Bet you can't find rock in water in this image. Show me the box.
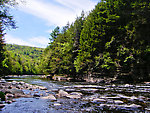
[41,94,57,102]
[92,98,107,104]
[66,94,81,99]
[58,90,69,98]
[8,89,24,95]
[0,104,5,108]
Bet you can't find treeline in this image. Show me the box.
[40,0,150,82]
[0,44,44,75]
[0,0,150,82]
[4,44,44,75]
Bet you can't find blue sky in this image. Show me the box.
[5,0,100,48]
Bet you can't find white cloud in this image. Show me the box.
[8,0,99,48]
[16,0,98,27]
[55,0,96,12]
[5,34,48,48]
[5,34,35,47]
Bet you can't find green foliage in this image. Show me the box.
[41,0,150,81]
[0,0,18,76]
[0,91,5,101]
[5,44,44,75]
[40,12,85,79]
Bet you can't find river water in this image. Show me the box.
[1,76,150,113]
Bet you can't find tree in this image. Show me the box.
[0,0,18,76]
[50,26,60,43]
[74,0,150,81]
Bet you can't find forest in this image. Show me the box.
[0,0,150,83]
[5,44,44,75]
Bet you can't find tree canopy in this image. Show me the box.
[40,0,150,82]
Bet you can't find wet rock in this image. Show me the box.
[65,89,77,92]
[8,89,24,95]
[53,103,61,106]
[80,89,99,94]
[19,81,25,85]
[38,86,47,90]
[0,104,5,108]
[114,100,124,104]
[22,95,33,98]
[8,86,12,89]
[16,85,22,89]
[106,96,121,100]
[70,92,83,97]
[14,94,24,98]
[58,90,69,98]
[51,89,59,92]
[117,94,130,99]
[6,100,12,104]
[12,99,16,102]
[6,93,14,98]
[124,104,142,110]
[145,108,150,112]
[66,94,81,99]
[33,93,41,97]
[0,79,6,83]
[128,96,138,102]
[12,81,17,85]
[29,87,33,90]
[41,94,57,101]
[92,98,107,104]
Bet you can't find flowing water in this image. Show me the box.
[0,76,150,113]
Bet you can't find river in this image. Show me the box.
[0,76,150,113]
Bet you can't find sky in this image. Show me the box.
[5,0,100,48]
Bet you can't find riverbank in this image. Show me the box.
[1,76,150,112]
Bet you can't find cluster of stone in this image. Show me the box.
[0,79,47,108]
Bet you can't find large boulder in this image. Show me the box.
[0,104,5,108]
[41,94,57,102]
[58,90,69,98]
[8,89,24,95]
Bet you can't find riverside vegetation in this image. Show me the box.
[0,0,150,112]
[0,0,150,82]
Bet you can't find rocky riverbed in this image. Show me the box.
[0,77,150,112]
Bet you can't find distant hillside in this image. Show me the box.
[6,44,44,60]
[5,44,44,75]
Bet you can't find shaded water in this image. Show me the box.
[1,76,150,113]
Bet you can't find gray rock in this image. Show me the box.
[70,92,83,96]
[66,94,81,99]
[39,86,47,90]
[41,94,57,101]
[6,100,12,104]
[58,90,69,98]
[6,93,14,98]
[106,96,121,100]
[114,100,124,104]
[0,79,6,83]
[8,89,24,95]
[53,103,61,106]
[65,89,76,92]
[117,94,130,99]
[51,89,59,92]
[33,93,41,97]
[0,104,5,108]
[128,96,138,102]
[92,98,107,104]
[80,89,99,93]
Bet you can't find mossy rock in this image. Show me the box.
[0,91,5,101]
